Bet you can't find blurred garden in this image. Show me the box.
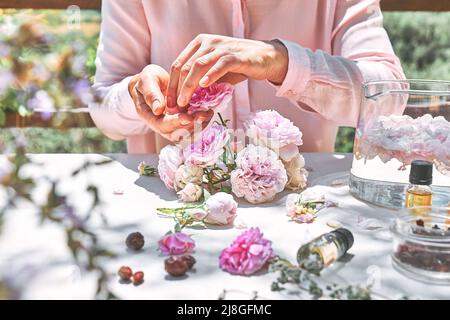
[0,9,449,154]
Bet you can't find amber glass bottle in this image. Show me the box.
[405,160,433,209]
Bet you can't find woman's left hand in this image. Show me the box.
[166,34,289,108]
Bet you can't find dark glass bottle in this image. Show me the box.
[297,228,354,274]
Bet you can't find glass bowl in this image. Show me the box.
[390,207,450,284]
[350,80,450,209]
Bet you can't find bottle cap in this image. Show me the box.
[409,160,433,185]
[332,228,354,251]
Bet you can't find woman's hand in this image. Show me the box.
[129,64,213,142]
[166,34,289,108]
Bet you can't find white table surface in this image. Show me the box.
[0,153,449,300]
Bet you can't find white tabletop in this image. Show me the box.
[0,153,449,300]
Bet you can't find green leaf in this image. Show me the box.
[17,105,32,117]
[203,188,211,201]
[0,109,5,126]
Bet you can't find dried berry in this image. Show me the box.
[118,266,133,281]
[164,256,190,277]
[132,271,145,285]
[416,219,425,227]
[126,232,145,251]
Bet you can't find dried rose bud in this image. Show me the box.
[164,256,190,277]
[132,271,145,285]
[126,232,145,251]
[118,266,133,281]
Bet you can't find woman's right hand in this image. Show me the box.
[128,64,213,142]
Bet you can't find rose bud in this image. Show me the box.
[132,271,145,285]
[164,256,190,277]
[118,266,133,281]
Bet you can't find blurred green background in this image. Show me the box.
[0,10,449,153]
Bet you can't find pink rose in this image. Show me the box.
[158,232,195,256]
[230,145,288,204]
[219,227,274,275]
[183,122,230,168]
[204,192,238,225]
[187,83,234,115]
[245,110,303,161]
[158,145,184,190]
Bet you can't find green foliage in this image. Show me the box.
[335,12,450,153]
[384,12,450,80]
[0,128,126,153]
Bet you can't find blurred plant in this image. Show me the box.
[0,136,117,299]
[0,17,100,126]
[269,257,372,300]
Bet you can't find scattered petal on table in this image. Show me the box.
[233,216,248,229]
[326,219,343,229]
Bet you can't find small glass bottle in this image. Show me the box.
[405,160,433,209]
[297,228,354,274]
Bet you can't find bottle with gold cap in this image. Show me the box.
[405,160,433,208]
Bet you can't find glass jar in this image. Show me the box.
[350,80,450,209]
[390,207,450,284]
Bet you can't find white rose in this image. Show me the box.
[174,164,203,191]
[177,183,203,202]
[283,153,308,191]
[204,192,237,225]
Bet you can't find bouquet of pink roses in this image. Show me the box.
[154,84,308,205]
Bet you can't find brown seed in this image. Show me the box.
[126,232,145,251]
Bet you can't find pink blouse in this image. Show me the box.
[90,0,405,154]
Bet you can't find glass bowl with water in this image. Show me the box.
[350,80,450,209]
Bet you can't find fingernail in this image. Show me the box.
[152,100,161,111]
[200,76,209,87]
[178,96,187,107]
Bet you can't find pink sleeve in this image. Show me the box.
[89,0,151,140]
[275,0,405,127]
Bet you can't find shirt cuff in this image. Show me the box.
[273,39,311,99]
[117,75,140,120]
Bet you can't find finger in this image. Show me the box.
[136,76,166,116]
[158,113,194,134]
[217,73,247,85]
[167,128,194,144]
[199,55,239,87]
[132,89,157,127]
[193,110,214,124]
[178,50,224,107]
[167,37,203,108]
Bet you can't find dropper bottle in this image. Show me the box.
[405,160,433,208]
